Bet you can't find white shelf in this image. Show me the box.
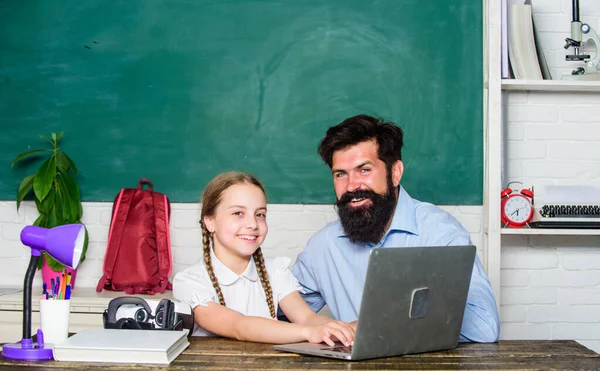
[501,228,600,236]
[501,79,600,92]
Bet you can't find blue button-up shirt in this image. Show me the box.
[293,187,500,342]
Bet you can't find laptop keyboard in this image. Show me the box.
[321,345,353,353]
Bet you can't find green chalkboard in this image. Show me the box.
[0,0,483,204]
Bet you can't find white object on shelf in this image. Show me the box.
[507,4,543,80]
[501,79,600,91]
[501,228,600,236]
[541,185,600,204]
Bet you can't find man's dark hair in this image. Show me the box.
[317,114,404,169]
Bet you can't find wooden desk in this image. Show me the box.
[1,338,599,370]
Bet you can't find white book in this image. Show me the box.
[52,329,190,364]
[501,0,510,78]
[508,4,543,80]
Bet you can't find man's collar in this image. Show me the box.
[387,186,418,235]
[334,186,419,238]
[210,249,259,285]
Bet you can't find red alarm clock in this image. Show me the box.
[501,182,534,228]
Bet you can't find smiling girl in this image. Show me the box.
[173,171,355,346]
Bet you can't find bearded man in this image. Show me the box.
[292,115,500,343]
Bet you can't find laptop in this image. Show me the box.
[274,245,476,361]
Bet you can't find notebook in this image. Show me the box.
[274,245,476,361]
[52,329,190,364]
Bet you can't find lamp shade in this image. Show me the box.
[20,224,85,268]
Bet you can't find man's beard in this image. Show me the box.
[335,176,398,244]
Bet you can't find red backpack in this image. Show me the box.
[97,178,173,294]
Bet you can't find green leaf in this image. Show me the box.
[45,253,65,272]
[66,192,81,223]
[56,152,71,173]
[37,253,45,270]
[33,155,56,201]
[11,149,50,168]
[47,205,59,229]
[60,169,80,201]
[40,135,53,145]
[34,197,44,217]
[36,187,55,215]
[16,173,36,210]
[55,181,76,223]
[32,215,45,227]
[51,133,57,142]
[56,131,64,141]
[53,187,67,224]
[60,152,78,175]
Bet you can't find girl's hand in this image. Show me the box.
[302,321,356,347]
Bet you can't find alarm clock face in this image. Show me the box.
[503,194,533,224]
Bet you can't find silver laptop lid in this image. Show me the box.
[350,245,476,360]
[273,245,476,361]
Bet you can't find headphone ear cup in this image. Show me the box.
[521,188,534,198]
[501,188,513,198]
[114,318,128,329]
[134,307,149,323]
[166,301,175,329]
[115,318,141,330]
[155,299,169,328]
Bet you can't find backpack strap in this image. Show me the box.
[153,192,172,292]
[96,189,134,292]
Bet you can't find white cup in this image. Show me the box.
[39,299,71,345]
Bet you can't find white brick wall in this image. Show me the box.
[0,202,484,289]
[500,0,600,353]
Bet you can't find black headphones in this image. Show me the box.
[103,296,193,333]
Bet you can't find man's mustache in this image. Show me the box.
[336,190,379,207]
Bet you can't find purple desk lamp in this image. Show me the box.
[2,224,85,360]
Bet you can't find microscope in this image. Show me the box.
[562,0,600,80]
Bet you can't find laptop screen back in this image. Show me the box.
[350,245,476,360]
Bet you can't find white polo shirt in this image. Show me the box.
[173,250,300,336]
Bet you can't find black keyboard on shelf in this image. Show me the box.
[531,204,600,229]
[539,204,600,218]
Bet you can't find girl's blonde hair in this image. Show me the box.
[199,171,275,318]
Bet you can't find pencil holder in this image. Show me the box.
[39,299,71,345]
[41,265,77,290]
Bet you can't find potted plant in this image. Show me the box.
[11,132,88,289]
